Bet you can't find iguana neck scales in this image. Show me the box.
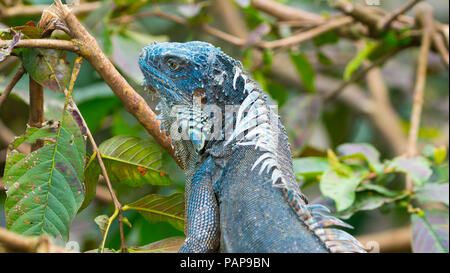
[139,41,366,253]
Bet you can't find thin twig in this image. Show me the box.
[0,227,70,253]
[0,65,25,109]
[52,0,180,168]
[431,29,449,69]
[0,2,101,19]
[323,46,404,102]
[0,39,79,52]
[65,56,127,252]
[378,0,423,31]
[366,67,407,155]
[356,226,411,253]
[0,120,31,154]
[259,16,353,49]
[251,0,324,23]
[406,5,433,192]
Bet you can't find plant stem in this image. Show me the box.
[406,4,433,192]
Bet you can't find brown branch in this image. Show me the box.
[51,0,180,168]
[406,4,433,192]
[324,46,404,102]
[259,16,353,49]
[0,2,101,19]
[111,10,186,25]
[431,27,449,69]
[378,0,423,31]
[356,226,411,253]
[29,77,44,151]
[0,65,25,109]
[0,119,31,154]
[0,177,5,192]
[63,55,126,252]
[250,0,324,23]
[114,8,349,50]
[71,98,127,252]
[0,39,79,52]
[366,67,407,155]
[213,0,249,39]
[0,227,70,253]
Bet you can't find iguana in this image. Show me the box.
[139,41,366,253]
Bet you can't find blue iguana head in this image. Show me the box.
[139,41,249,107]
[139,41,254,153]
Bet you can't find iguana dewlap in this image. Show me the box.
[139,41,366,253]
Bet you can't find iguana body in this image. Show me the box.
[139,41,366,253]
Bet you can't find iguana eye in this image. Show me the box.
[167,58,179,71]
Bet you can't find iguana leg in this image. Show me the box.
[179,160,220,253]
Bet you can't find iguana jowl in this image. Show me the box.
[139,41,366,253]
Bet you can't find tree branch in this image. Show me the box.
[64,56,127,252]
[258,16,353,49]
[28,76,44,151]
[0,227,70,253]
[52,0,181,168]
[366,67,407,155]
[406,4,433,192]
[0,39,79,52]
[323,46,405,102]
[356,226,411,253]
[0,1,101,19]
[378,0,423,31]
[0,65,25,109]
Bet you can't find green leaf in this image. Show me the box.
[338,191,406,219]
[20,48,75,92]
[358,183,402,198]
[423,144,447,165]
[94,214,110,236]
[98,136,173,188]
[327,149,352,177]
[79,152,100,212]
[127,236,185,253]
[291,52,316,93]
[337,143,383,173]
[411,210,449,253]
[293,157,329,182]
[434,146,447,165]
[262,49,273,66]
[4,110,86,240]
[313,31,339,47]
[433,164,449,184]
[320,166,368,211]
[416,183,449,206]
[317,51,333,66]
[343,40,377,81]
[389,156,432,187]
[124,193,185,232]
[265,81,287,107]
